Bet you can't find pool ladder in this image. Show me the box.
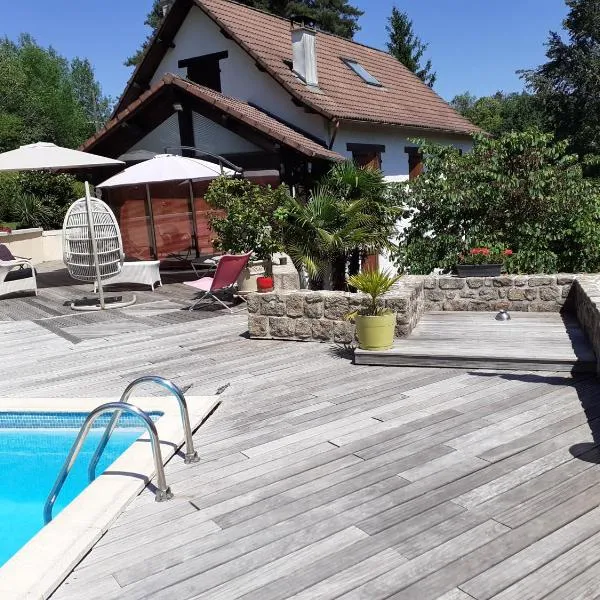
[43,376,202,524]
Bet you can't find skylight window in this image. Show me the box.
[342,59,383,87]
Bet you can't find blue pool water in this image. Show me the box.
[0,412,160,566]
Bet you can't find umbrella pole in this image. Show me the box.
[84,181,105,309]
[188,180,198,256]
[146,184,158,259]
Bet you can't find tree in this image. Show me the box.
[276,161,401,290]
[396,131,600,275]
[450,91,547,136]
[0,35,111,152]
[127,0,363,66]
[386,6,436,87]
[522,0,600,157]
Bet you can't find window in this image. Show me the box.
[178,51,228,92]
[342,59,383,87]
[405,146,423,180]
[347,143,385,170]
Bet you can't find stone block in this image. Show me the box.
[468,300,492,311]
[295,318,312,339]
[268,317,296,338]
[557,274,575,285]
[385,297,408,312]
[478,289,499,301]
[498,289,508,299]
[459,289,478,299]
[304,293,324,318]
[348,294,369,310]
[513,276,528,287]
[529,301,559,312]
[508,288,537,301]
[539,286,560,302]
[282,293,304,318]
[506,301,528,312]
[334,321,354,344]
[260,294,285,316]
[312,319,334,341]
[443,300,470,311]
[423,277,436,289]
[438,278,465,290]
[466,278,484,289]
[528,276,554,286]
[248,315,269,338]
[395,323,412,337]
[324,296,349,320]
[246,293,260,314]
[562,286,571,298]
[425,290,445,302]
[444,291,458,300]
[492,276,513,287]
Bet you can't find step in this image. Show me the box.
[354,347,596,372]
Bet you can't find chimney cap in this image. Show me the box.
[290,15,319,30]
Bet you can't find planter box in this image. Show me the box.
[456,264,502,277]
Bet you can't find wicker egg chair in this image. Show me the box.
[63,192,136,310]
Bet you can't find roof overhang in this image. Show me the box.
[83,75,344,163]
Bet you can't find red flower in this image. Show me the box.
[481,248,490,256]
[504,249,513,256]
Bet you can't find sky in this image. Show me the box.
[2,0,569,104]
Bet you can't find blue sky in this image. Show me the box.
[3,0,569,103]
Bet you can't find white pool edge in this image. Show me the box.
[0,395,221,600]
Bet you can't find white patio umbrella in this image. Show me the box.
[97,154,236,262]
[97,154,235,188]
[0,142,126,310]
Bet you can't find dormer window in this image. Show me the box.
[342,59,382,87]
[178,51,228,92]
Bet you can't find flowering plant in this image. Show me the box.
[457,247,513,265]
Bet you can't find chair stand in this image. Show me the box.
[189,291,234,313]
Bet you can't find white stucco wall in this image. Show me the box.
[151,6,329,141]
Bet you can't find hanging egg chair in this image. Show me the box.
[63,187,136,310]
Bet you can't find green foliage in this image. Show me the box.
[396,131,600,275]
[386,7,436,87]
[204,177,288,260]
[275,161,402,290]
[347,269,401,316]
[522,0,600,158]
[450,91,547,136]
[0,171,83,229]
[127,0,363,66]
[0,35,110,152]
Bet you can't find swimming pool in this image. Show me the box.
[0,412,157,566]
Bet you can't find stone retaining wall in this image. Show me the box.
[423,274,574,312]
[247,277,425,343]
[247,274,583,343]
[573,276,600,373]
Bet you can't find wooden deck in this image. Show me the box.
[355,312,596,372]
[1,267,600,599]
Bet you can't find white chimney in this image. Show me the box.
[292,26,318,87]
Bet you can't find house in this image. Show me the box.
[82,0,478,262]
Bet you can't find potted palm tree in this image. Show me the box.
[347,269,401,351]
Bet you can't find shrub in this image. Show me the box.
[204,177,288,261]
[395,131,600,274]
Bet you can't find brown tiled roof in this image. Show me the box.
[82,74,345,162]
[115,0,478,136]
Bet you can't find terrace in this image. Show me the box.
[1,263,600,599]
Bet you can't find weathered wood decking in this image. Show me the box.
[355,312,596,372]
[1,265,600,599]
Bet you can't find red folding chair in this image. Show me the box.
[184,252,252,312]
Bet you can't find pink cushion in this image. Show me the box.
[184,277,213,292]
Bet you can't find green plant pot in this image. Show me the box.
[355,312,396,351]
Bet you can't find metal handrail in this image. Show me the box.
[44,402,173,524]
[88,376,199,483]
[163,145,243,174]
